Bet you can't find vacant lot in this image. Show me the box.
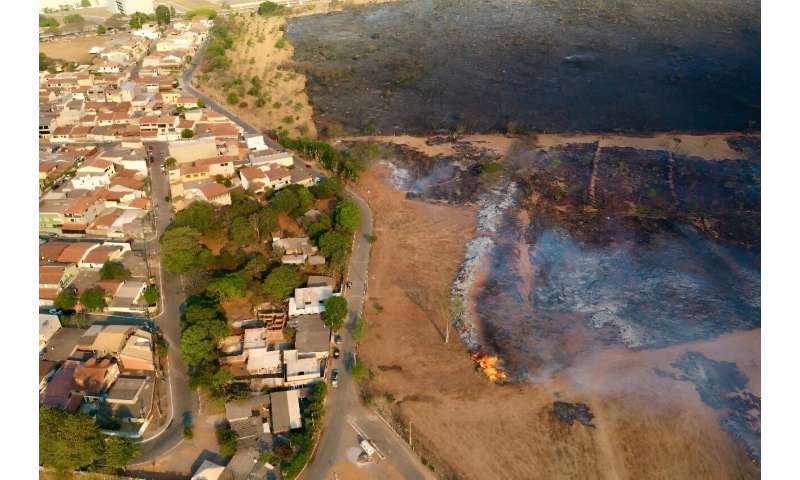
[193,14,317,137]
[40,34,110,63]
[353,138,759,479]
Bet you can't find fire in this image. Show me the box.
[471,352,507,382]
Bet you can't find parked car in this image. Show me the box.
[346,280,353,289]
[47,308,63,315]
[334,334,342,345]
[331,368,339,388]
[333,347,340,359]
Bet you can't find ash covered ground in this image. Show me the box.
[379,136,760,372]
[287,0,759,133]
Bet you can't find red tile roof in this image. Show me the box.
[199,183,229,200]
[57,243,96,263]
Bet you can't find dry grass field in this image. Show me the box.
[192,14,317,137]
[40,34,115,64]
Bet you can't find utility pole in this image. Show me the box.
[408,419,412,448]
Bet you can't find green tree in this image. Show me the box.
[241,254,271,281]
[155,4,171,25]
[229,216,255,246]
[79,287,106,312]
[165,156,177,169]
[173,201,218,235]
[63,14,84,25]
[54,289,77,310]
[39,15,59,28]
[161,226,213,273]
[262,265,302,300]
[334,200,361,231]
[129,12,150,29]
[226,92,239,105]
[81,0,91,6]
[96,24,106,34]
[99,261,131,280]
[103,436,139,469]
[257,207,279,236]
[318,230,350,260]
[197,99,206,108]
[322,296,347,331]
[270,188,299,213]
[216,425,238,457]
[181,128,194,138]
[290,185,315,216]
[181,324,219,366]
[311,176,343,198]
[207,272,247,300]
[257,1,282,16]
[143,285,160,305]
[170,5,176,17]
[39,407,104,472]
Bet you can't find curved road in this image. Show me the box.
[133,33,433,479]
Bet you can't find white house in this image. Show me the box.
[288,286,334,317]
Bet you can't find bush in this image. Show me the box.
[216,425,238,458]
[275,37,286,49]
[258,1,284,16]
[183,425,194,439]
[181,128,194,139]
[352,315,366,343]
[227,92,239,105]
[479,161,503,176]
[349,360,371,383]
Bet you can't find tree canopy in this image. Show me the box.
[142,285,160,305]
[54,289,77,311]
[270,188,299,213]
[318,230,350,261]
[173,201,218,235]
[311,176,343,198]
[99,261,131,281]
[39,15,59,28]
[181,128,194,138]
[207,272,247,300]
[334,200,361,231]
[155,4,171,25]
[241,254,271,281]
[96,24,106,34]
[257,1,283,16]
[262,265,303,300]
[229,216,255,246]
[39,407,139,472]
[322,296,347,331]
[180,297,228,366]
[79,287,106,312]
[162,226,213,273]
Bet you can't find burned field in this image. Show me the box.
[379,136,760,378]
[656,352,761,463]
[287,0,760,134]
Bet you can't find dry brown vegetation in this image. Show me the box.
[353,142,760,480]
[40,34,113,64]
[193,14,317,137]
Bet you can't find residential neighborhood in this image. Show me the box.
[37,3,379,479]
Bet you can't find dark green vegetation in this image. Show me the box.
[202,16,242,73]
[277,135,383,181]
[278,382,327,480]
[99,261,131,281]
[128,12,154,30]
[155,4,171,25]
[79,287,107,312]
[322,296,347,331]
[39,407,139,473]
[258,1,286,17]
[161,181,359,399]
[39,15,59,28]
[185,9,218,20]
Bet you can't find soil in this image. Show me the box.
[194,14,317,137]
[40,33,115,64]
[287,0,760,134]
[355,163,760,479]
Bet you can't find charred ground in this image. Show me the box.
[287,0,760,134]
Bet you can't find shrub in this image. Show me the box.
[227,92,239,105]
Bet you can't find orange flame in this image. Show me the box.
[471,352,507,382]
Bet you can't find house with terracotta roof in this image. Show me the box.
[191,183,232,206]
[118,329,155,372]
[239,166,268,193]
[78,244,128,269]
[57,242,100,264]
[61,196,105,234]
[41,358,120,412]
[39,242,70,262]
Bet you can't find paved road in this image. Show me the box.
[132,141,197,464]
[299,189,435,480]
[139,36,433,479]
[181,39,258,136]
